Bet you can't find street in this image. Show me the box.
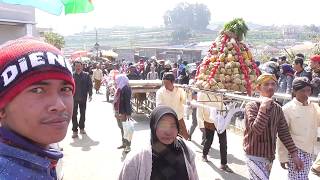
[59,87,318,180]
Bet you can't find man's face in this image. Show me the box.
[163,79,173,90]
[293,63,300,71]
[75,63,83,72]
[257,79,277,98]
[0,79,74,147]
[294,86,312,103]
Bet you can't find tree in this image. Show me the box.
[163,2,211,30]
[171,27,192,44]
[192,3,211,30]
[44,32,65,50]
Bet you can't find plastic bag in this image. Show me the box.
[122,119,134,141]
[209,103,243,134]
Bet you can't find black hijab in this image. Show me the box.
[149,106,189,180]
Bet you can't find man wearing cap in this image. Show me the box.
[277,77,320,179]
[156,72,189,139]
[309,55,320,97]
[0,38,75,179]
[243,73,303,180]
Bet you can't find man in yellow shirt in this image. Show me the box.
[156,72,188,139]
[277,77,320,179]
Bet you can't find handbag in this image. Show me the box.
[122,118,134,141]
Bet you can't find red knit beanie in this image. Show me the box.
[310,55,320,62]
[0,37,75,109]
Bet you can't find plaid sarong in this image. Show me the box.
[288,148,313,180]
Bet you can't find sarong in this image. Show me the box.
[246,156,272,180]
[94,79,102,91]
[288,148,312,180]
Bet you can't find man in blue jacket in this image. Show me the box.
[0,38,75,179]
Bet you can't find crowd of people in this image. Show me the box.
[0,37,320,180]
[116,54,320,180]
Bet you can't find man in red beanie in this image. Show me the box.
[310,55,320,96]
[0,38,74,179]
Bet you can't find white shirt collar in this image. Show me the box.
[293,98,310,106]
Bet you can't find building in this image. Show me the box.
[114,48,135,62]
[0,3,36,44]
[136,47,202,63]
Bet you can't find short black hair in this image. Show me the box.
[162,72,175,82]
[294,57,304,67]
[279,56,287,61]
[296,53,305,59]
[74,60,82,65]
[269,57,278,62]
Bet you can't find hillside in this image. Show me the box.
[64,24,319,59]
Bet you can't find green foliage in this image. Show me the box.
[223,18,249,41]
[313,43,320,55]
[44,32,65,50]
[164,2,211,30]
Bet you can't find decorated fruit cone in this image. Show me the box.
[195,18,260,95]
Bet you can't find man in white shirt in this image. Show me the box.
[277,77,320,179]
[93,64,104,94]
[156,72,188,139]
[197,92,233,172]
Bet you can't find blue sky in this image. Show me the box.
[36,0,320,35]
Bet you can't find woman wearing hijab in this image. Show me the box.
[114,74,132,153]
[119,106,198,180]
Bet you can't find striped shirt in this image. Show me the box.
[243,101,297,160]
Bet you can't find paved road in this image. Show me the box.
[59,87,319,180]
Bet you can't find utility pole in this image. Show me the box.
[94,28,100,61]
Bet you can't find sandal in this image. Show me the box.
[220,164,234,173]
[202,155,209,162]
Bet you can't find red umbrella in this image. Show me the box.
[71,50,87,60]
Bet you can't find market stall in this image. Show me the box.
[129,80,162,113]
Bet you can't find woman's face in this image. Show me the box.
[155,114,178,145]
